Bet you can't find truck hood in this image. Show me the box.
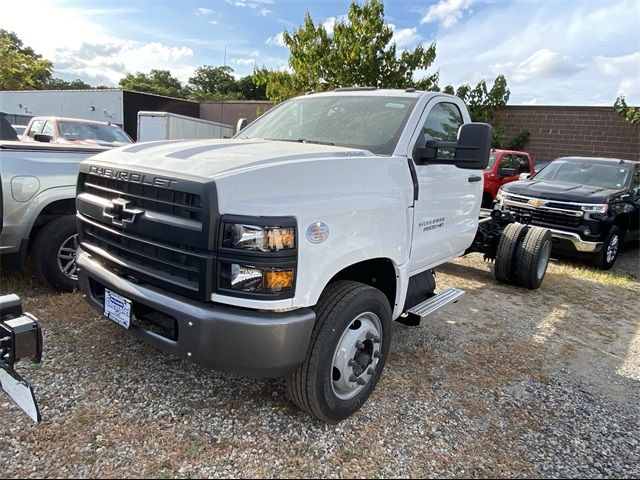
[87,138,376,180]
[502,179,620,203]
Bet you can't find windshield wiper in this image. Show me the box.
[263,138,336,146]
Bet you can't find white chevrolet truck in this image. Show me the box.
[75,89,552,422]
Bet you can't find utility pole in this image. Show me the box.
[221,44,226,126]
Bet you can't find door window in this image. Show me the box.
[26,120,45,138]
[499,155,514,169]
[421,102,464,159]
[42,121,55,137]
[514,155,530,173]
[632,166,640,194]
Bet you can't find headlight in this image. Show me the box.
[496,189,506,202]
[220,263,295,293]
[581,204,608,214]
[222,223,295,252]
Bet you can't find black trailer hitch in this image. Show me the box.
[0,294,43,422]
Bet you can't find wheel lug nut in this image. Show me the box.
[349,374,358,383]
[373,336,381,344]
[348,359,357,367]
[366,332,374,340]
[367,368,375,375]
[355,341,364,349]
[356,377,366,386]
[374,351,382,359]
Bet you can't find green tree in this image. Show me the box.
[47,78,94,90]
[0,29,53,90]
[187,65,240,99]
[252,69,302,103]
[258,0,436,101]
[237,75,267,100]
[119,69,187,98]
[614,95,640,125]
[452,75,510,123]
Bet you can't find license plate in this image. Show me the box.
[104,289,132,329]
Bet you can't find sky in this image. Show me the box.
[2,0,639,105]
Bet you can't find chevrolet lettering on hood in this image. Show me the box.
[88,165,178,189]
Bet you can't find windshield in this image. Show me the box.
[486,153,498,170]
[238,95,418,155]
[59,121,133,144]
[533,159,632,189]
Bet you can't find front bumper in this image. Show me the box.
[547,229,603,253]
[77,249,316,378]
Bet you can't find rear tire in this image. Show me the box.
[31,215,79,291]
[495,223,528,284]
[514,226,552,289]
[592,226,622,270]
[287,280,392,423]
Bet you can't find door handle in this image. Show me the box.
[468,175,482,183]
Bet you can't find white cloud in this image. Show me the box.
[1,1,197,86]
[389,25,422,49]
[429,0,640,104]
[421,0,475,28]
[266,32,286,47]
[509,49,583,83]
[595,52,640,77]
[233,50,260,66]
[322,15,349,35]
[223,0,274,13]
[195,7,213,17]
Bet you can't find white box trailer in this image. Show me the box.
[137,111,235,142]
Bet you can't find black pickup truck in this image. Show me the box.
[496,156,640,269]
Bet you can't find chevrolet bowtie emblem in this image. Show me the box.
[528,198,546,207]
[103,198,143,227]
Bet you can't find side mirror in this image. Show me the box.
[33,133,52,143]
[498,167,516,177]
[519,173,531,181]
[414,123,492,170]
[236,118,248,134]
[454,123,492,169]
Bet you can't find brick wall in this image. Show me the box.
[493,106,639,164]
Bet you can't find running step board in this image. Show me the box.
[398,288,465,326]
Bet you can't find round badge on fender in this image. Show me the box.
[307,222,329,244]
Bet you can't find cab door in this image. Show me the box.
[407,98,483,274]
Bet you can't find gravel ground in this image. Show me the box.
[1,245,639,478]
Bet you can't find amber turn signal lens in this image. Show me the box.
[263,269,294,291]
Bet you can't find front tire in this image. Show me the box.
[31,215,79,291]
[593,226,622,270]
[287,280,392,423]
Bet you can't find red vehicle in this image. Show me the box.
[23,116,133,148]
[482,149,535,207]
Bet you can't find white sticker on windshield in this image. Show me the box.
[385,103,406,109]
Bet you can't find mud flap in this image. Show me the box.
[0,365,41,422]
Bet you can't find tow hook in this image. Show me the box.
[0,294,44,422]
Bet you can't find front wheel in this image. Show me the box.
[287,280,392,423]
[31,215,79,291]
[593,226,622,270]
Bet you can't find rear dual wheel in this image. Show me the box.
[495,224,552,290]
